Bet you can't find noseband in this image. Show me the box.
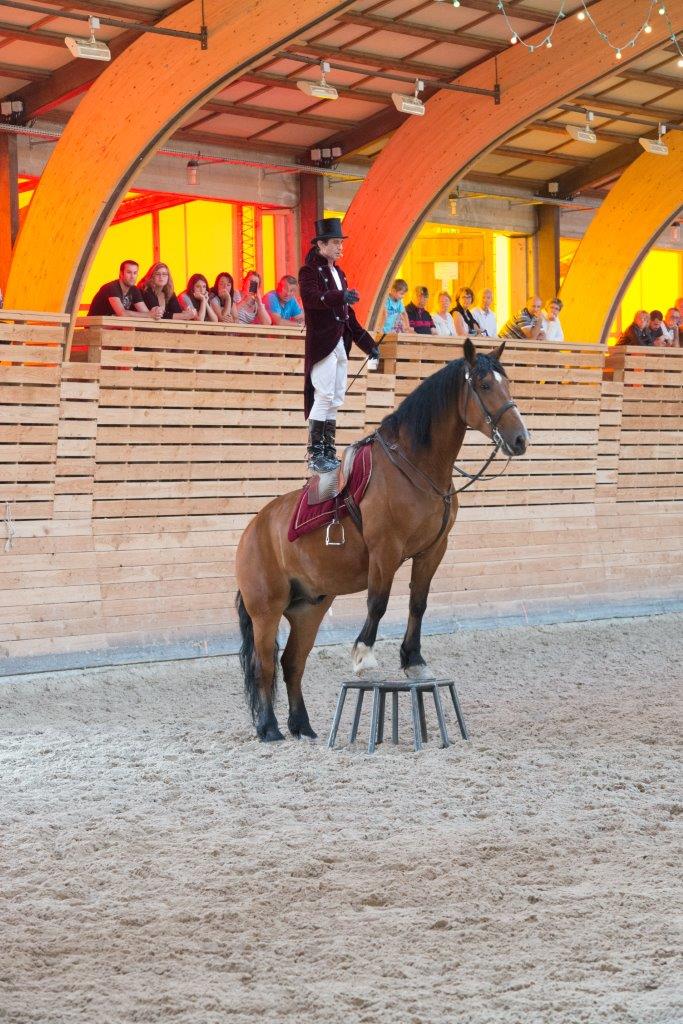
[462,365,518,454]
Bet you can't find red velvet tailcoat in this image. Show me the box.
[298,252,375,419]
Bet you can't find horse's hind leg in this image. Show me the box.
[282,597,333,739]
[400,539,448,680]
[248,610,287,741]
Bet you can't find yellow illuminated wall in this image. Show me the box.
[81,215,155,310]
[561,238,682,342]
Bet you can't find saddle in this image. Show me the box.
[287,438,373,544]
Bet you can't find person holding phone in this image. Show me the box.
[234,270,272,326]
[498,295,546,340]
[298,217,379,474]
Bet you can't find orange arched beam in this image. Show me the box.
[341,0,680,326]
[5,0,351,313]
[561,132,683,343]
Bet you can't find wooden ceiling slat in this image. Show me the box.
[286,41,456,79]
[618,68,683,90]
[0,20,69,48]
[494,145,592,166]
[338,12,506,52]
[0,61,51,82]
[202,98,352,130]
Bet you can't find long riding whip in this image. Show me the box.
[345,333,386,396]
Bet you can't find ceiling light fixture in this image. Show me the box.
[565,110,597,144]
[64,16,111,61]
[186,155,200,185]
[639,124,668,155]
[392,79,425,116]
[297,61,338,101]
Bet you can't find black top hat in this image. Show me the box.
[312,217,347,243]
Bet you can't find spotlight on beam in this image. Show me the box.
[392,79,425,116]
[297,61,338,101]
[565,110,596,144]
[65,16,111,61]
[639,124,668,156]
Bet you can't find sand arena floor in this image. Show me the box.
[0,613,681,1024]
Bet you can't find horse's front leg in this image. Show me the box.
[401,538,449,679]
[352,548,401,674]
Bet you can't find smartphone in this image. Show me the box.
[249,279,258,295]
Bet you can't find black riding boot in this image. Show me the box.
[323,419,340,468]
[307,420,337,474]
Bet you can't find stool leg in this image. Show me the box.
[391,691,399,745]
[431,684,450,749]
[349,689,364,743]
[417,690,428,741]
[377,690,386,745]
[448,683,469,740]
[410,686,423,752]
[367,686,381,754]
[327,686,348,749]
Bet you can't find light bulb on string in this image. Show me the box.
[658,5,666,14]
[615,49,622,59]
[577,10,586,20]
[678,57,683,68]
[644,23,652,33]
[511,33,518,43]
[546,38,552,48]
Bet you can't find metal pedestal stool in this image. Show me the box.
[327,678,469,753]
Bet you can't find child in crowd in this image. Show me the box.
[382,279,411,334]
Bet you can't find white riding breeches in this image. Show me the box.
[309,339,348,421]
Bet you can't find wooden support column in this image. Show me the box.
[299,172,324,265]
[537,204,560,302]
[0,132,19,291]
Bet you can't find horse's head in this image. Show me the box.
[461,338,529,456]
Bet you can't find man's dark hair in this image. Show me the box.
[119,259,139,274]
[650,309,663,321]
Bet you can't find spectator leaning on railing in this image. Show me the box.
[138,262,196,321]
[471,288,497,338]
[431,292,457,337]
[498,295,545,340]
[179,274,219,323]
[617,310,652,346]
[405,286,436,335]
[235,271,272,326]
[209,272,239,323]
[542,297,564,342]
[264,275,304,325]
[88,260,161,320]
[663,308,680,347]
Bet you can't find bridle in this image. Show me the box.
[461,364,518,455]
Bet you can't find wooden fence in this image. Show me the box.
[1,317,681,674]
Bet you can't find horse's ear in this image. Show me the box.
[488,339,506,363]
[463,337,477,367]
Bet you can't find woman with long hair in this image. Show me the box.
[209,271,239,323]
[234,270,271,326]
[178,273,219,323]
[138,262,195,321]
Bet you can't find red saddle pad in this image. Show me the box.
[287,443,373,541]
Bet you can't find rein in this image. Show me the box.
[372,366,518,552]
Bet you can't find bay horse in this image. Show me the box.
[235,338,529,741]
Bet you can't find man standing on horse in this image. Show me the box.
[299,218,380,474]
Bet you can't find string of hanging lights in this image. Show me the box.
[495,0,683,65]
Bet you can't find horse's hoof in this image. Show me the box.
[288,717,318,740]
[352,642,378,675]
[258,725,285,742]
[403,663,432,680]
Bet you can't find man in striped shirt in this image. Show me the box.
[498,295,546,340]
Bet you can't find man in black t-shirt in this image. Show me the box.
[405,286,436,335]
[88,260,161,319]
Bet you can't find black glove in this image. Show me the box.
[370,346,380,360]
[343,288,360,305]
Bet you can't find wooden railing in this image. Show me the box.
[1,316,681,672]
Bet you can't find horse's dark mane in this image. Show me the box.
[381,353,506,449]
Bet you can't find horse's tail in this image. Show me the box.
[235,589,278,724]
